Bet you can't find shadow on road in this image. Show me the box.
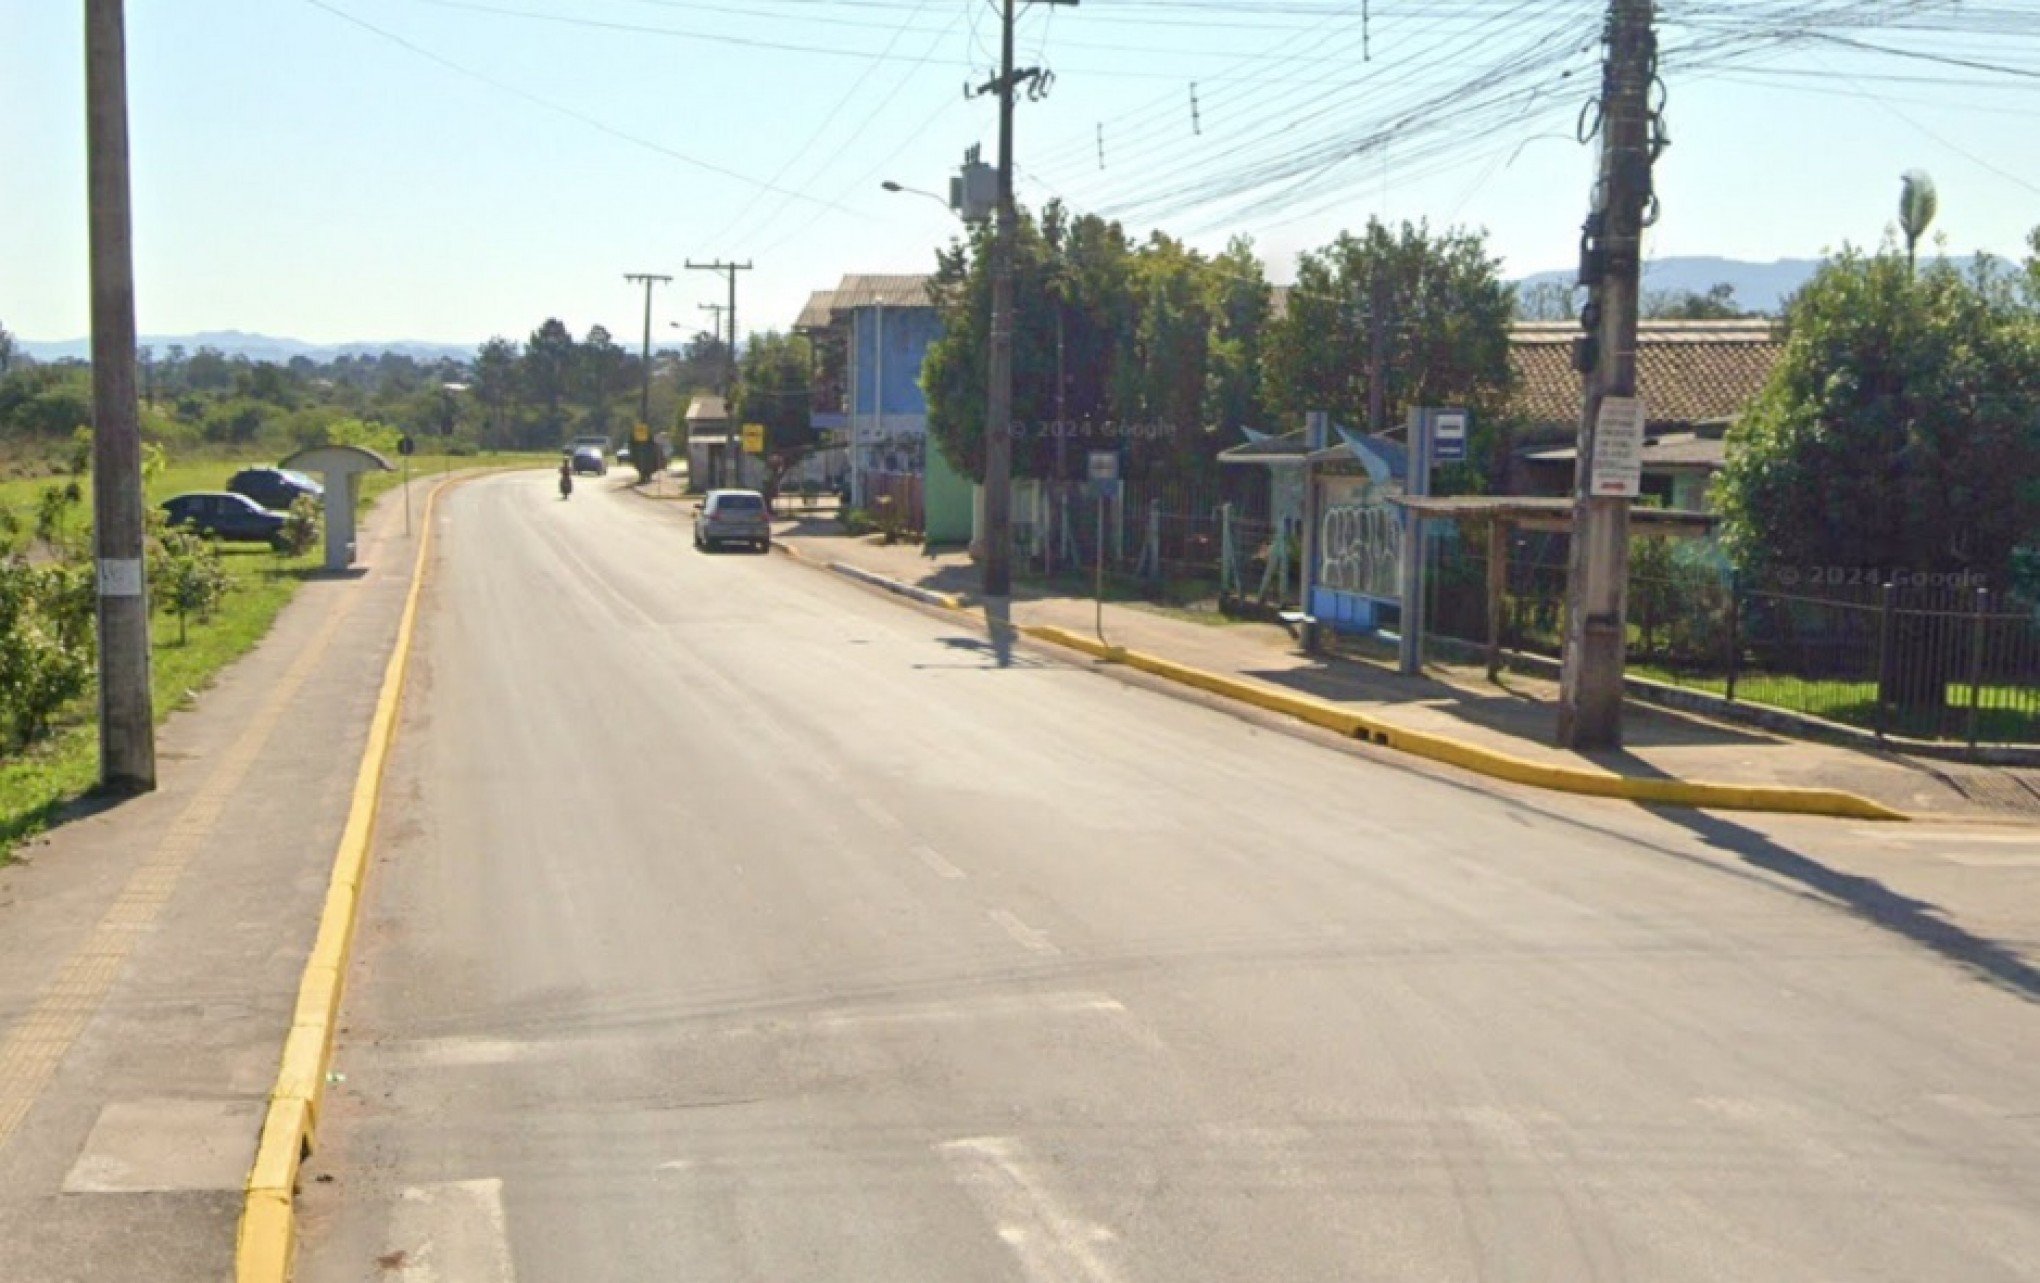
[1655,807,2040,1003]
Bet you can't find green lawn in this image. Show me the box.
[1630,663,2040,743]
[0,451,546,859]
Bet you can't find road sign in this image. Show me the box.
[397,434,415,457]
[1590,396,1645,498]
[1087,450,1119,483]
[633,422,651,443]
[1430,409,1467,464]
[742,422,767,455]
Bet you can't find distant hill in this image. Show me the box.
[1517,252,1991,316]
[17,331,479,364]
[1515,254,1982,314]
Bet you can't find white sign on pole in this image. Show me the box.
[1087,450,1119,483]
[1431,409,1468,463]
[1590,396,1645,498]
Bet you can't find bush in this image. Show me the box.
[277,495,321,557]
[0,558,93,750]
[152,526,229,644]
[843,507,877,536]
[873,494,906,545]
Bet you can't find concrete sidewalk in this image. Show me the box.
[0,470,489,1281]
[775,521,2040,821]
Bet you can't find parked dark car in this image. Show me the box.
[162,492,289,549]
[226,467,322,513]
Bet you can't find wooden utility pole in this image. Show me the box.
[624,273,671,428]
[973,0,1077,599]
[86,0,154,793]
[1557,0,1657,749]
[686,260,752,487]
[624,272,671,479]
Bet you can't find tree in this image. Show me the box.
[472,337,520,444]
[923,206,1063,481]
[1642,282,1750,320]
[1715,245,2040,710]
[0,320,17,375]
[733,330,816,497]
[183,346,232,391]
[575,324,629,438]
[1515,280,1579,322]
[1262,218,1515,487]
[1202,238,1274,436]
[520,319,576,442]
[924,201,1273,483]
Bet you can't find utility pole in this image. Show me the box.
[1557,0,1658,749]
[686,260,752,487]
[86,0,154,793]
[699,302,728,351]
[972,0,1077,599]
[624,273,670,479]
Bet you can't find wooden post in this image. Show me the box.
[1485,518,1508,681]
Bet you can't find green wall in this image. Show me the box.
[924,438,973,545]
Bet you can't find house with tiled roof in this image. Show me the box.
[1506,318,1782,509]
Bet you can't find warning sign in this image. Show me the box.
[1590,396,1644,498]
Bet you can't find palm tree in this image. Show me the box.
[1899,169,1938,276]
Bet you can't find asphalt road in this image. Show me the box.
[296,473,2040,1282]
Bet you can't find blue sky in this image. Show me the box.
[3,0,2035,348]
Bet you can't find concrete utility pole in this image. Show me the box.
[85,0,154,793]
[686,260,752,487]
[1557,0,1657,749]
[624,273,671,432]
[972,0,1077,599]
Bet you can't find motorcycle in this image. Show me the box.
[558,468,574,500]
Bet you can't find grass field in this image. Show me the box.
[0,451,546,858]
[1629,663,2040,743]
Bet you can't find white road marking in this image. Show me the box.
[392,1037,536,1068]
[990,909,1061,956]
[1694,1096,1847,1169]
[854,795,902,830]
[1938,852,2040,868]
[1927,1092,2005,1121]
[385,1178,516,1282]
[913,843,967,880]
[803,991,1122,1030]
[1851,827,2040,842]
[937,1136,1125,1283]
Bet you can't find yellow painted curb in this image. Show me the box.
[1022,625,1910,822]
[235,472,480,1283]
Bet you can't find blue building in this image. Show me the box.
[794,274,972,543]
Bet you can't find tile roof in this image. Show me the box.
[685,395,728,422]
[829,274,934,311]
[792,289,838,331]
[1509,319,1781,429]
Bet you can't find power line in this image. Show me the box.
[297,0,864,213]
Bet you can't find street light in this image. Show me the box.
[881,180,950,214]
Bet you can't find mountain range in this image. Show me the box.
[15,255,1993,362]
[15,330,479,364]
[1517,254,1983,314]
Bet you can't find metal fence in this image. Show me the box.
[1015,481,1300,612]
[1428,534,2040,747]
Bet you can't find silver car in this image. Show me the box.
[693,489,772,553]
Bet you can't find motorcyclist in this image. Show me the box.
[558,458,574,500]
